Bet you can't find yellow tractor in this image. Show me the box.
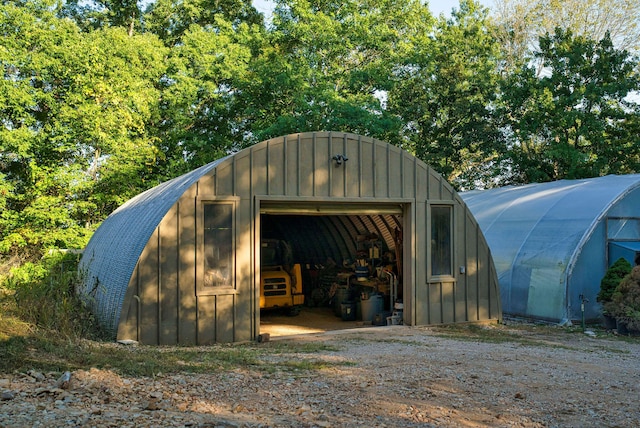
[260,239,304,315]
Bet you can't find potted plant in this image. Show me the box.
[598,258,632,329]
[604,266,640,336]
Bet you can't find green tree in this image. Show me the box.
[499,29,640,184]
[144,0,263,46]
[493,0,640,74]
[388,0,504,189]
[0,1,168,261]
[60,0,145,34]
[155,16,260,175]
[235,0,433,146]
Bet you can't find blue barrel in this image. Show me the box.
[360,293,384,323]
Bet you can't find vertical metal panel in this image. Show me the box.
[428,170,442,200]
[489,261,501,319]
[313,133,330,196]
[484,250,494,319]
[400,153,410,199]
[454,277,467,322]
[235,152,252,198]
[233,198,253,342]
[268,139,285,195]
[159,206,179,344]
[178,194,197,345]
[215,294,235,343]
[360,138,374,197]
[388,148,402,197]
[373,142,395,198]
[139,229,159,344]
[414,201,428,325]
[465,211,480,321]
[198,171,215,195]
[477,231,491,321]
[415,161,426,201]
[196,295,216,345]
[340,133,350,197]
[441,281,455,323]
[428,283,442,324]
[284,135,299,196]
[329,132,347,197]
[251,145,269,195]
[454,205,467,322]
[478,270,490,320]
[297,134,315,196]
[345,134,361,197]
[442,183,455,201]
[216,162,234,195]
[118,270,140,341]
[374,142,388,198]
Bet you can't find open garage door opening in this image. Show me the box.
[258,203,406,338]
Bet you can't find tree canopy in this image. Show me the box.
[0,0,639,272]
[499,29,640,183]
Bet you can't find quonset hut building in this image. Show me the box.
[79,132,501,345]
[462,175,640,324]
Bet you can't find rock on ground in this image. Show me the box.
[1,324,638,427]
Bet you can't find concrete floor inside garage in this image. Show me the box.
[259,306,382,338]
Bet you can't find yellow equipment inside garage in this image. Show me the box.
[260,239,304,315]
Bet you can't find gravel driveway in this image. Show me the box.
[1,323,638,427]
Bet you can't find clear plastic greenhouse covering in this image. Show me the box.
[462,174,640,323]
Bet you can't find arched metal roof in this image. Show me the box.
[462,174,640,321]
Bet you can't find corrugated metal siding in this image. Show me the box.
[82,131,501,344]
[79,160,227,335]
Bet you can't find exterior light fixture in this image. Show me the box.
[332,154,348,166]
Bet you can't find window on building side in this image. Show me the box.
[203,203,233,288]
[431,205,452,276]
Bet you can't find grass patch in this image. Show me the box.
[428,323,577,349]
[262,341,341,354]
[0,332,352,377]
[0,291,34,341]
[0,296,349,377]
[0,254,353,378]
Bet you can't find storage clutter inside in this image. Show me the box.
[260,213,404,328]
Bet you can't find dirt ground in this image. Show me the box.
[1,310,639,427]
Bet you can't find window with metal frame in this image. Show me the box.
[202,202,234,289]
[431,205,452,277]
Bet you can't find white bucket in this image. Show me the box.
[387,315,402,325]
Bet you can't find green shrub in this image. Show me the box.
[5,251,104,339]
[598,257,632,303]
[604,267,640,330]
